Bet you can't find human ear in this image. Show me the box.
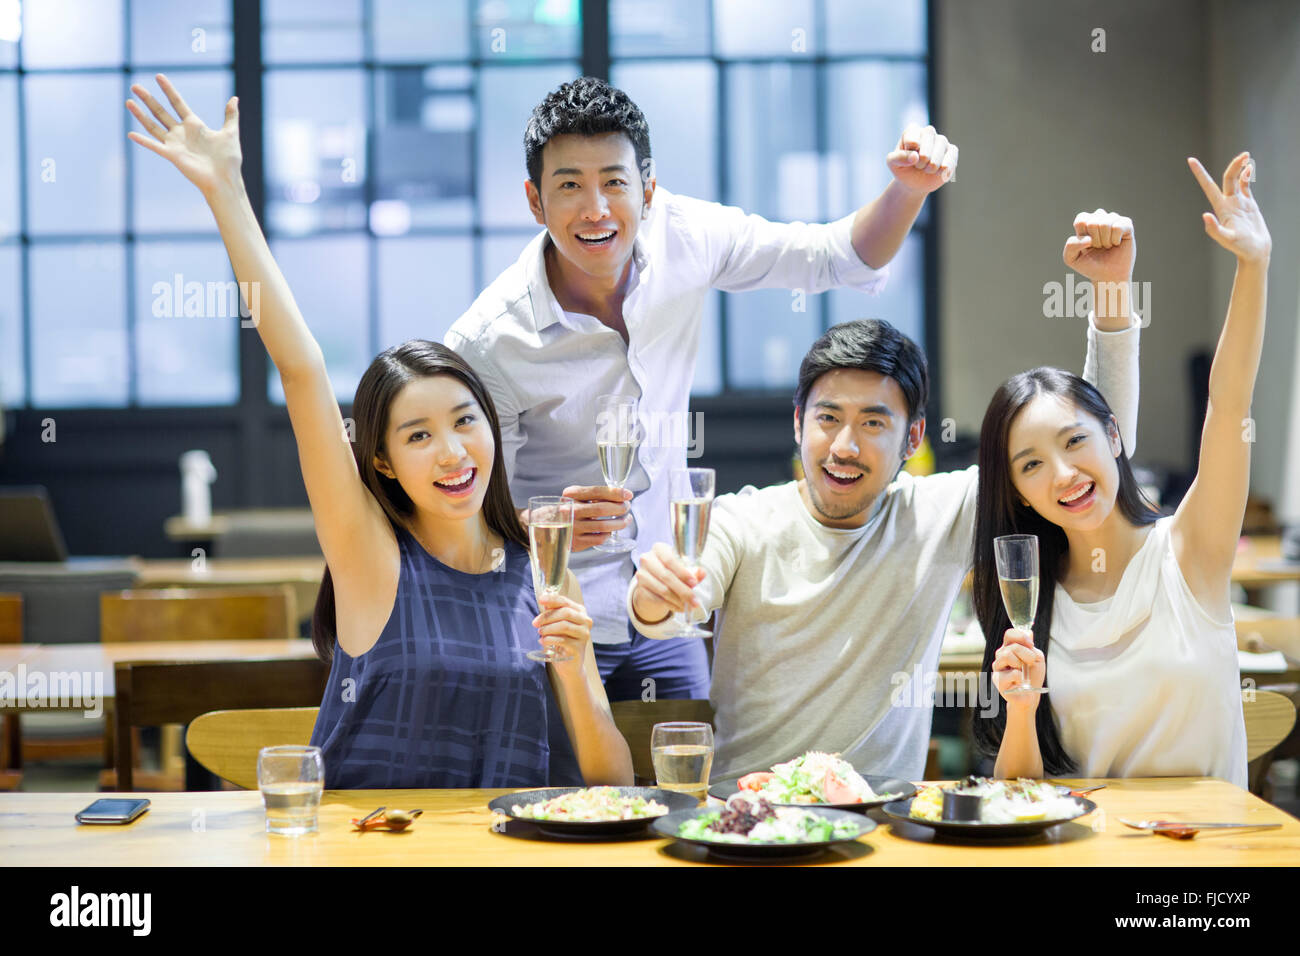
[373,454,395,479]
[1106,414,1123,457]
[792,407,803,447]
[903,417,926,459]
[525,179,544,225]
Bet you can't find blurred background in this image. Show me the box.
[0,0,1298,798]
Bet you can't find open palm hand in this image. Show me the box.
[126,74,242,198]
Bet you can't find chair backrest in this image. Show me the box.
[0,593,20,643]
[1244,689,1297,762]
[610,698,715,784]
[101,586,297,643]
[113,658,329,791]
[187,707,320,789]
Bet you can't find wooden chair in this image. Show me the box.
[186,707,319,790]
[0,593,22,791]
[610,698,715,785]
[99,585,299,791]
[1244,689,1298,796]
[112,658,329,792]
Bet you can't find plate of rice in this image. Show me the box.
[489,786,698,836]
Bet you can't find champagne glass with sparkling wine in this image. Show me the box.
[668,468,714,638]
[994,533,1047,696]
[527,496,575,663]
[593,394,640,554]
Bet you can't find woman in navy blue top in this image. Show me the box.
[128,77,633,789]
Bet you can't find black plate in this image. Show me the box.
[709,773,916,813]
[651,805,874,860]
[488,787,698,836]
[882,795,1098,839]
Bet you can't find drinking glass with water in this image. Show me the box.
[651,721,714,804]
[258,745,324,835]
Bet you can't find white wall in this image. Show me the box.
[937,0,1217,471]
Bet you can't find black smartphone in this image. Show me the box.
[75,798,151,825]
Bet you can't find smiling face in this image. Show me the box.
[793,368,924,529]
[372,375,496,524]
[1007,393,1123,532]
[525,131,653,286]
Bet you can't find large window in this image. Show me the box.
[1,0,929,410]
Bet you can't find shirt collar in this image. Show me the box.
[525,228,652,333]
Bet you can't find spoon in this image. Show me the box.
[381,809,423,831]
[1118,817,1281,839]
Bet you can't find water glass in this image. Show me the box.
[650,721,714,804]
[258,745,324,835]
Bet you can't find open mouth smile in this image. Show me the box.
[1057,480,1096,511]
[433,467,477,498]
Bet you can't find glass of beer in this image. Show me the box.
[650,721,714,804]
[257,745,324,835]
[994,533,1047,696]
[527,495,575,663]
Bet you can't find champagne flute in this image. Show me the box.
[526,496,575,664]
[994,533,1047,696]
[593,394,640,554]
[667,467,714,638]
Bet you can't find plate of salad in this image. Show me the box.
[883,777,1097,839]
[709,751,915,812]
[488,786,698,836]
[652,791,872,860]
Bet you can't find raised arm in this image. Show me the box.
[853,124,959,268]
[1173,153,1271,609]
[127,76,390,588]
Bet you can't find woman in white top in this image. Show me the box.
[971,153,1270,786]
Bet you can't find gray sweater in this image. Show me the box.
[629,316,1140,780]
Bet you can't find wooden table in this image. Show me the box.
[1233,537,1300,587]
[133,556,325,626]
[1,778,1295,866]
[0,639,317,709]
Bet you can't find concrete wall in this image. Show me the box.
[936,0,1217,473]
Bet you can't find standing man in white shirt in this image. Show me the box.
[445,76,958,700]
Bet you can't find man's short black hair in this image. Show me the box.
[794,319,930,425]
[524,76,652,191]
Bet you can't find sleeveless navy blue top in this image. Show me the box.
[309,528,581,789]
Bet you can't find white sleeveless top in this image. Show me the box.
[1048,517,1247,787]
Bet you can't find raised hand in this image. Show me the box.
[126,74,242,198]
[886,124,958,194]
[1063,209,1135,286]
[992,628,1045,709]
[1188,153,1271,264]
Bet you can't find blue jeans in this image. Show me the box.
[594,623,711,702]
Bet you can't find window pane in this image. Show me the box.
[374,0,470,61]
[134,239,239,405]
[724,63,818,222]
[0,75,16,238]
[373,67,473,230]
[713,0,814,58]
[480,232,535,289]
[377,236,474,350]
[610,61,717,202]
[30,243,127,406]
[477,64,579,228]
[826,61,928,220]
[724,288,818,391]
[611,0,710,57]
[25,74,125,235]
[265,69,368,236]
[263,0,363,64]
[692,290,721,397]
[130,0,232,64]
[267,235,370,403]
[0,244,20,405]
[825,0,926,56]
[474,0,580,60]
[130,71,231,234]
[0,3,17,68]
[828,231,924,349]
[22,0,123,68]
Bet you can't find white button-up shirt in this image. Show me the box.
[445,186,889,644]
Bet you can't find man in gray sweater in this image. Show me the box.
[627,216,1140,780]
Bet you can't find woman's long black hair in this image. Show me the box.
[310,340,528,662]
[971,367,1159,774]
